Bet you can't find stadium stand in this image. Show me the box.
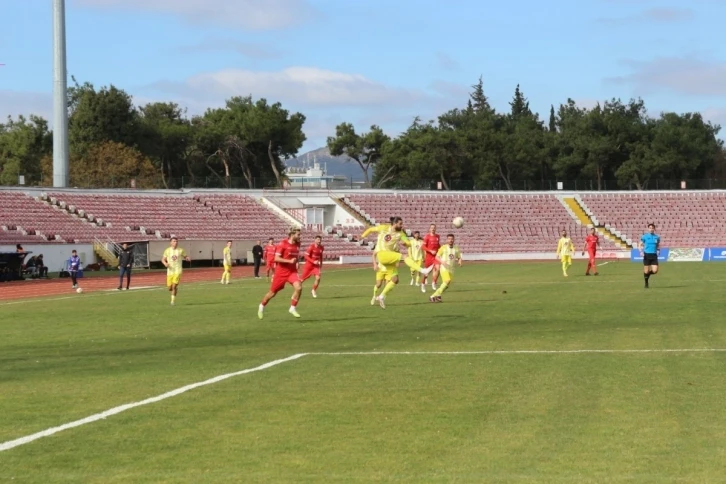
[0,190,370,260]
[5,189,726,260]
[341,193,622,253]
[580,192,726,248]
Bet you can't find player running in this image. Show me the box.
[582,227,601,276]
[429,233,462,302]
[263,238,276,281]
[162,237,191,305]
[556,230,575,277]
[302,235,324,298]
[221,240,232,284]
[361,217,432,309]
[258,227,303,319]
[639,223,661,289]
[421,224,441,292]
[409,231,424,286]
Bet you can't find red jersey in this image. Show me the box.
[423,233,441,256]
[585,234,599,252]
[263,244,276,261]
[274,239,300,275]
[304,243,324,265]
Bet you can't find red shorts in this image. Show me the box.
[270,271,300,293]
[588,250,597,260]
[301,263,321,281]
[265,258,274,268]
[424,253,437,268]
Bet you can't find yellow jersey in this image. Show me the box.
[223,246,232,266]
[362,224,410,252]
[163,247,187,276]
[409,238,424,260]
[557,237,574,257]
[436,244,462,272]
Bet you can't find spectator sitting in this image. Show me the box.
[16,244,25,253]
[36,254,48,278]
[25,256,38,277]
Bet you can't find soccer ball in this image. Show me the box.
[452,217,464,229]
[76,287,83,294]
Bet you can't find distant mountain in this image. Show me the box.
[285,147,368,181]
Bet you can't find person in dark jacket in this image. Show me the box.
[118,243,134,290]
[252,240,264,279]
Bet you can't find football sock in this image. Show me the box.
[403,256,427,274]
[313,281,319,291]
[380,281,396,297]
[373,285,379,298]
[291,298,298,308]
[561,260,568,274]
[432,282,449,297]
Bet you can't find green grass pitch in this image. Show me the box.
[2,261,726,482]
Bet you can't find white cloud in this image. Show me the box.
[606,56,726,96]
[0,90,53,123]
[71,0,318,30]
[148,67,427,108]
[179,39,284,59]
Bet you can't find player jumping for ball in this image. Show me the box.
[258,227,303,319]
[639,223,661,289]
[361,217,432,308]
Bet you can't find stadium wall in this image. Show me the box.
[0,244,95,272]
[340,251,632,264]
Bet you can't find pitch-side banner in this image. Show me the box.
[630,248,717,262]
[630,248,669,262]
[708,248,726,261]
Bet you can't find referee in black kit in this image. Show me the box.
[117,243,134,290]
[252,240,264,278]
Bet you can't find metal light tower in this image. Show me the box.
[52,0,69,187]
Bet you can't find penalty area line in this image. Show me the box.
[0,353,307,453]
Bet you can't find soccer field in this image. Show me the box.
[2,261,726,482]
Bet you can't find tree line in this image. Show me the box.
[328,78,726,190]
[1,76,724,190]
[0,77,305,188]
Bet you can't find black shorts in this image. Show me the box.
[643,253,659,266]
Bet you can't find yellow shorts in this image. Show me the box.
[410,258,423,271]
[223,264,232,271]
[167,273,181,286]
[377,250,402,266]
[439,266,452,283]
[560,255,572,263]
[375,264,398,282]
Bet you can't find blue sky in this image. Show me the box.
[1,0,725,154]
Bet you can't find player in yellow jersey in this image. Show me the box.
[408,231,424,286]
[220,240,233,284]
[162,237,191,305]
[556,230,575,277]
[361,216,431,308]
[429,234,462,302]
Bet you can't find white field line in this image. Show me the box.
[309,349,726,356]
[0,353,306,453]
[2,347,724,453]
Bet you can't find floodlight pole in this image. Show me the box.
[52,0,69,187]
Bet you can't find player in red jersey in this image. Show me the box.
[263,238,276,281]
[301,235,324,298]
[582,227,601,276]
[258,228,302,319]
[420,223,441,293]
